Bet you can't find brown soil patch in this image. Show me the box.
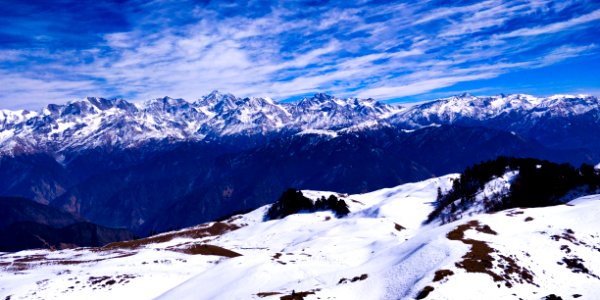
[279,290,317,300]
[542,294,563,300]
[256,292,282,298]
[497,254,535,286]
[416,286,434,299]
[447,220,535,288]
[87,274,137,288]
[338,273,368,284]
[446,220,496,240]
[432,269,454,282]
[560,245,571,254]
[524,217,534,222]
[272,253,282,259]
[89,276,111,286]
[172,244,242,258]
[103,222,241,250]
[559,256,599,279]
[551,229,580,245]
[394,223,406,231]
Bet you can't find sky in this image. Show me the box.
[0,0,599,109]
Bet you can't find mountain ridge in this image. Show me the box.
[1,91,598,155]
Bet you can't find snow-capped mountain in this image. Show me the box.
[390,93,600,151]
[0,91,400,154]
[1,91,599,155]
[389,93,600,127]
[2,173,599,300]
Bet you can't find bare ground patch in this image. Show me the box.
[338,273,368,284]
[415,286,434,299]
[432,269,454,282]
[394,223,406,232]
[279,289,319,300]
[558,256,600,279]
[102,221,241,250]
[87,274,138,289]
[170,244,242,258]
[550,229,589,247]
[256,291,282,298]
[447,220,536,288]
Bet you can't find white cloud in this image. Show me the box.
[498,8,600,38]
[355,73,499,99]
[0,1,597,108]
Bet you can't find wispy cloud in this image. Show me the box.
[498,8,600,38]
[0,0,599,109]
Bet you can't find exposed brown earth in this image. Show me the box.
[447,220,535,288]
[102,221,241,250]
[279,289,317,300]
[256,291,282,298]
[415,286,434,299]
[338,273,368,284]
[432,269,454,282]
[394,223,406,231]
[171,244,242,258]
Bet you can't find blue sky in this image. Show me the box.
[0,0,599,109]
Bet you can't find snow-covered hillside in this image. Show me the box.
[2,174,599,300]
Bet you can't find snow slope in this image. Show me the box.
[1,174,600,300]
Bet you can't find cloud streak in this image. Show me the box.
[0,0,599,108]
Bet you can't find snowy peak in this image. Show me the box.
[195,90,240,113]
[391,93,600,128]
[0,91,598,154]
[0,91,400,153]
[287,93,397,130]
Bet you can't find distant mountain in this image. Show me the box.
[1,92,598,155]
[1,92,599,234]
[0,196,81,229]
[0,91,398,154]
[0,196,135,252]
[390,93,600,150]
[0,125,592,235]
[0,221,135,252]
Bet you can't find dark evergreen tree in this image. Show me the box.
[266,188,314,220]
[426,156,600,223]
[266,190,351,220]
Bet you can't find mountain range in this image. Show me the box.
[1,92,598,154]
[1,92,599,235]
